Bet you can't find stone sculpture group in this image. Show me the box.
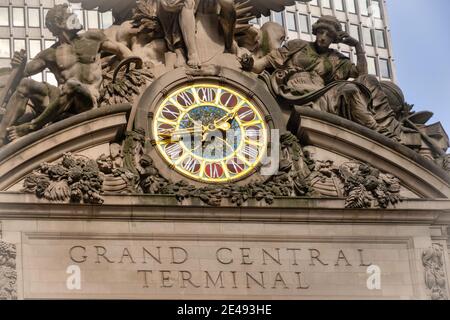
[0,0,448,208]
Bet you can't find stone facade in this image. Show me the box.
[0,1,449,300]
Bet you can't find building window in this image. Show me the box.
[311,16,319,25]
[44,39,56,49]
[310,0,319,6]
[371,0,382,18]
[0,7,9,27]
[363,27,373,46]
[379,58,391,79]
[299,14,310,34]
[346,0,357,14]
[43,8,50,24]
[272,11,284,27]
[72,9,84,28]
[322,0,331,9]
[45,70,58,86]
[31,72,43,82]
[358,0,369,16]
[28,8,41,28]
[375,29,386,48]
[101,12,114,29]
[340,22,347,32]
[334,0,344,11]
[14,39,26,52]
[367,56,377,75]
[29,39,42,59]
[286,11,297,32]
[349,24,360,42]
[341,51,351,58]
[87,11,99,29]
[0,39,10,58]
[259,15,270,25]
[12,7,25,27]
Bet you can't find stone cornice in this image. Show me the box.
[0,193,449,225]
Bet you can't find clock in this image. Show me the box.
[134,68,284,186]
[152,83,268,183]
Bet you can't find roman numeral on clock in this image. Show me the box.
[238,107,255,122]
[198,87,216,102]
[227,158,245,174]
[205,163,224,179]
[165,143,183,160]
[162,105,180,120]
[242,145,259,161]
[182,157,200,173]
[177,91,195,106]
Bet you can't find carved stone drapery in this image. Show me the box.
[422,244,449,300]
[0,241,17,300]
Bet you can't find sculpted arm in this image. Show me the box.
[250,56,271,74]
[23,51,51,77]
[354,43,368,76]
[101,39,133,61]
[340,33,368,76]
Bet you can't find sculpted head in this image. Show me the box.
[236,26,261,53]
[260,22,286,54]
[45,4,82,37]
[132,0,164,39]
[312,15,343,49]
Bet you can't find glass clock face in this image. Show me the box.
[152,83,269,183]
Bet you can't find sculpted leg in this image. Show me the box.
[218,0,237,52]
[356,75,402,139]
[8,89,65,140]
[5,79,45,125]
[4,79,54,141]
[8,84,71,141]
[340,83,379,131]
[179,0,200,68]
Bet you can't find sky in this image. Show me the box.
[386,0,450,136]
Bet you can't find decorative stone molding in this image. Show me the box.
[23,153,104,204]
[0,241,17,300]
[308,156,401,209]
[422,244,449,300]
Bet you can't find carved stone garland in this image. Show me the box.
[0,241,17,300]
[422,244,449,300]
[21,129,402,208]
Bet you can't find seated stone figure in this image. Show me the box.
[134,0,236,68]
[242,15,402,139]
[4,4,132,141]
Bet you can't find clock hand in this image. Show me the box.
[216,136,234,152]
[214,111,238,131]
[200,112,238,143]
[159,127,203,141]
